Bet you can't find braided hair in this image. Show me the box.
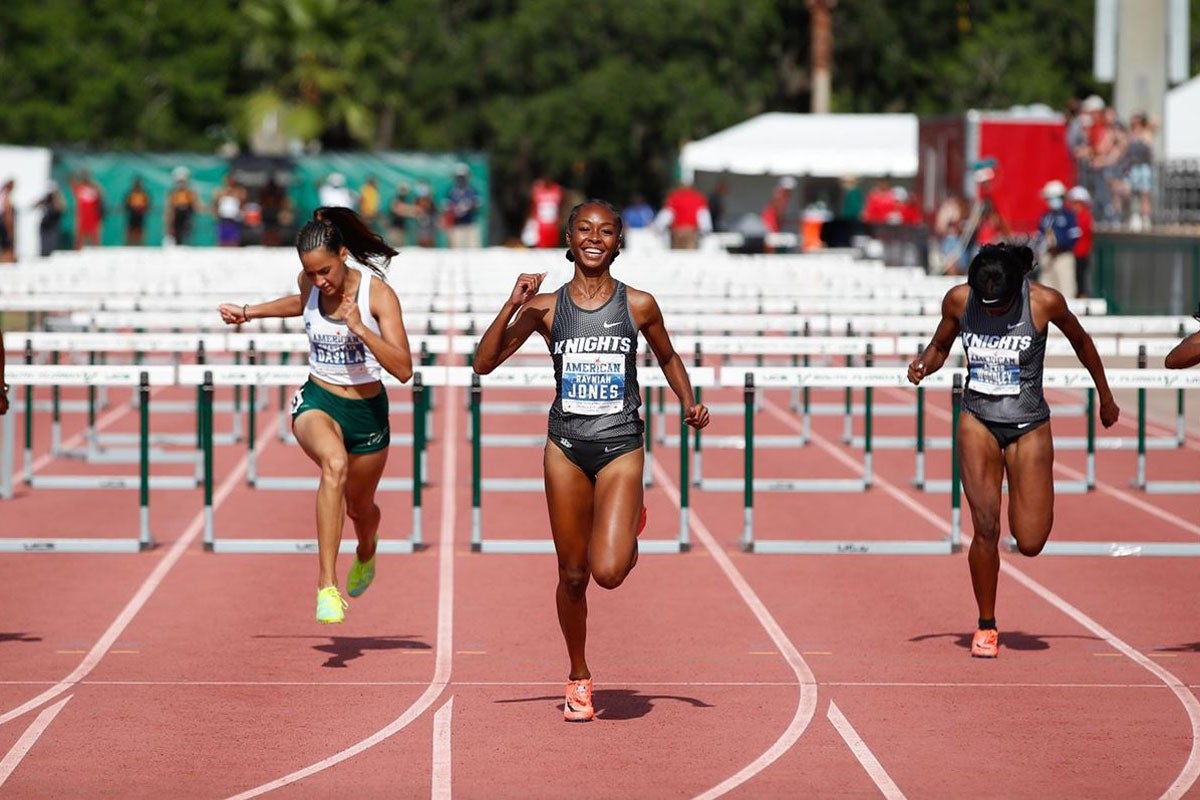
[296,206,397,278]
[564,199,623,263]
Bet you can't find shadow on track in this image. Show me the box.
[495,688,713,720]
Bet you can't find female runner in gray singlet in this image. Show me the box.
[908,244,1119,659]
[1166,305,1200,369]
[474,199,709,721]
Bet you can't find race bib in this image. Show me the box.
[290,385,305,415]
[561,353,624,415]
[967,347,1020,395]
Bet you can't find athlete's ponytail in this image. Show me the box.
[296,206,397,277]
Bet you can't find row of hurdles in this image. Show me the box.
[3,362,1198,559]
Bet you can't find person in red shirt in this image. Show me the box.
[760,177,795,253]
[1067,186,1094,298]
[861,180,897,226]
[657,180,711,249]
[527,177,564,248]
[71,171,105,249]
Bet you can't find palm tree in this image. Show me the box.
[240,0,374,151]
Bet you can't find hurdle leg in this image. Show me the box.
[678,402,691,551]
[51,351,62,456]
[642,383,654,487]
[138,372,153,549]
[739,375,755,551]
[470,376,483,551]
[202,372,216,550]
[950,374,963,550]
[1,405,13,499]
[411,374,425,548]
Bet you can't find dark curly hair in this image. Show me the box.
[967,243,1033,307]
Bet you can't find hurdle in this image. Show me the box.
[183,364,430,553]
[997,367,1200,555]
[462,365,716,553]
[732,367,964,554]
[1129,345,1200,495]
[12,332,249,470]
[0,364,177,552]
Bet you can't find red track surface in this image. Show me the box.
[1,370,1199,799]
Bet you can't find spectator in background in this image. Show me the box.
[34,180,65,257]
[1036,180,1080,299]
[761,177,797,253]
[657,179,711,249]
[621,192,657,251]
[318,172,355,209]
[525,177,563,248]
[259,174,291,247]
[359,176,382,233]
[165,167,201,246]
[840,175,864,222]
[123,177,151,246]
[412,181,437,248]
[387,182,416,247]
[933,194,969,275]
[707,177,729,233]
[0,179,14,262]
[212,172,247,248]
[70,171,104,249]
[861,179,896,227]
[444,164,482,248]
[1123,113,1155,231]
[890,186,922,226]
[1064,98,1088,169]
[1067,186,1093,297]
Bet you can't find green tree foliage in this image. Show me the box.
[0,1,1195,235]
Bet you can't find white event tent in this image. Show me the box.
[675,113,918,237]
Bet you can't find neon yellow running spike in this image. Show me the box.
[316,586,348,624]
[347,536,378,598]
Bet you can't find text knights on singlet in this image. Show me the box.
[962,333,1033,351]
[552,335,633,355]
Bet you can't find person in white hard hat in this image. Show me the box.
[1034,180,1080,298]
[318,172,356,209]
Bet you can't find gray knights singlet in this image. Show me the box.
[547,281,644,440]
[960,277,1050,424]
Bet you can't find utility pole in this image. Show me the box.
[808,0,836,114]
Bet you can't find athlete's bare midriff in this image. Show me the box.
[309,374,383,399]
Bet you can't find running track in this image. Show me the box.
[1,363,1199,799]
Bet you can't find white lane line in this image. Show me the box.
[827,701,906,799]
[0,679,1180,689]
[0,415,280,727]
[0,695,72,788]
[226,384,459,799]
[765,396,1200,800]
[431,697,454,800]
[648,458,818,800]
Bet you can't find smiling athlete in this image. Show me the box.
[474,199,709,721]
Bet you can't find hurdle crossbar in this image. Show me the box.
[462,365,715,554]
[0,364,176,552]
[181,364,431,553]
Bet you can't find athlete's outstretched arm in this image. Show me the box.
[908,286,966,385]
[473,272,550,374]
[1047,290,1120,427]
[217,273,306,324]
[1165,330,1200,369]
[635,291,709,430]
[343,278,412,383]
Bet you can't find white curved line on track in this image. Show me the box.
[648,457,819,800]
[0,415,280,727]
[767,393,1200,799]
[225,384,458,799]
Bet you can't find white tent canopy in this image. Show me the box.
[679,112,919,180]
[1164,74,1200,160]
